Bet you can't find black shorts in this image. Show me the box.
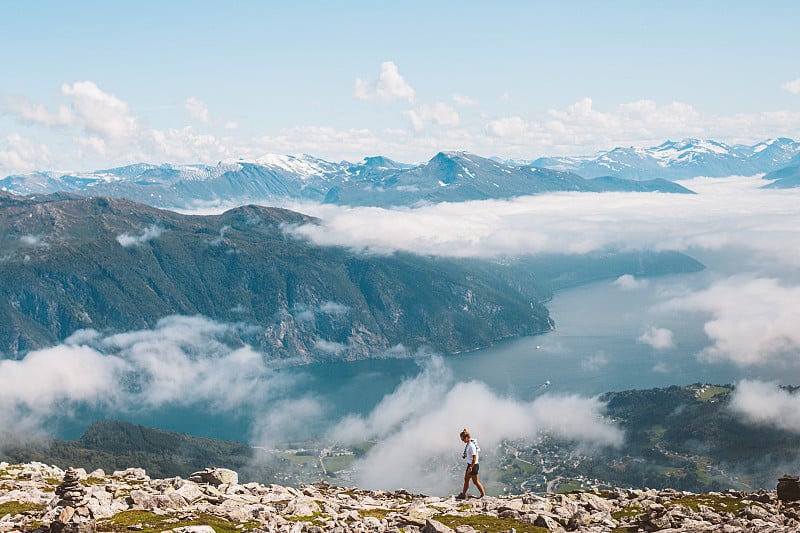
[466,463,479,475]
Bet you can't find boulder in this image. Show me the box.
[187,468,238,487]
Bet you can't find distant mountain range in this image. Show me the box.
[528,137,800,181]
[1,138,798,211]
[0,151,692,211]
[0,194,703,360]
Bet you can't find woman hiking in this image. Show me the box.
[457,428,486,499]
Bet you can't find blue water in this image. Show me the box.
[60,270,750,441]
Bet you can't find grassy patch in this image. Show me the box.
[96,510,259,533]
[359,508,391,520]
[286,512,325,523]
[665,494,749,514]
[0,501,45,516]
[322,454,354,473]
[611,504,642,520]
[434,514,548,533]
[694,385,731,402]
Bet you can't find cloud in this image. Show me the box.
[613,274,649,291]
[782,79,800,94]
[0,315,299,437]
[0,345,128,435]
[581,351,609,372]
[6,97,74,128]
[249,397,325,446]
[314,340,347,355]
[665,276,800,366]
[486,116,528,138]
[20,234,47,247]
[185,97,211,123]
[729,380,800,433]
[116,224,164,247]
[0,133,50,173]
[329,357,622,494]
[287,175,800,264]
[404,102,460,132]
[637,327,675,350]
[60,81,139,140]
[452,94,479,106]
[354,61,416,103]
[319,301,350,315]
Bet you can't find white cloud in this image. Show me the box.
[19,235,47,247]
[665,276,800,367]
[404,102,460,133]
[319,301,350,315]
[6,96,74,127]
[452,94,479,106]
[782,79,800,94]
[581,351,609,372]
[0,345,128,435]
[0,133,50,173]
[249,397,324,446]
[486,116,528,138]
[729,380,800,433]
[0,315,297,436]
[116,224,164,247]
[60,81,139,140]
[354,61,416,103]
[314,339,347,354]
[330,357,622,494]
[637,327,674,350]
[288,175,800,262]
[185,97,211,123]
[613,274,649,290]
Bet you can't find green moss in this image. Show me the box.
[360,508,391,520]
[286,511,325,523]
[97,510,259,533]
[0,501,45,516]
[611,504,642,520]
[666,494,749,514]
[434,513,548,533]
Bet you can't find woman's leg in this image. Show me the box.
[461,469,471,496]
[471,473,486,497]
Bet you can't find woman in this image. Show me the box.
[458,428,486,499]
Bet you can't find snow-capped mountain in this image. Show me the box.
[0,150,694,210]
[530,138,800,180]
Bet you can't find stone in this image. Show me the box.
[421,519,454,533]
[187,468,238,487]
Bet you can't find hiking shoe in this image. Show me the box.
[456,493,466,500]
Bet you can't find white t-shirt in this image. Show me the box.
[463,440,479,464]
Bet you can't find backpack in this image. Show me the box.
[464,439,480,457]
[778,475,800,502]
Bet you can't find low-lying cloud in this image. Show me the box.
[664,276,800,367]
[328,357,622,495]
[287,176,800,270]
[0,315,292,438]
[729,380,800,433]
[116,224,164,247]
[637,327,675,350]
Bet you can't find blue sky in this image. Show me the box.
[2,0,800,173]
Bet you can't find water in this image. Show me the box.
[65,270,752,442]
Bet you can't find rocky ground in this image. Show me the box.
[2,461,799,532]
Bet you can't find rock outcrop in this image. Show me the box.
[2,461,799,532]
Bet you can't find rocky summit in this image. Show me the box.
[2,462,800,533]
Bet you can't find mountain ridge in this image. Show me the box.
[1,149,696,211]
